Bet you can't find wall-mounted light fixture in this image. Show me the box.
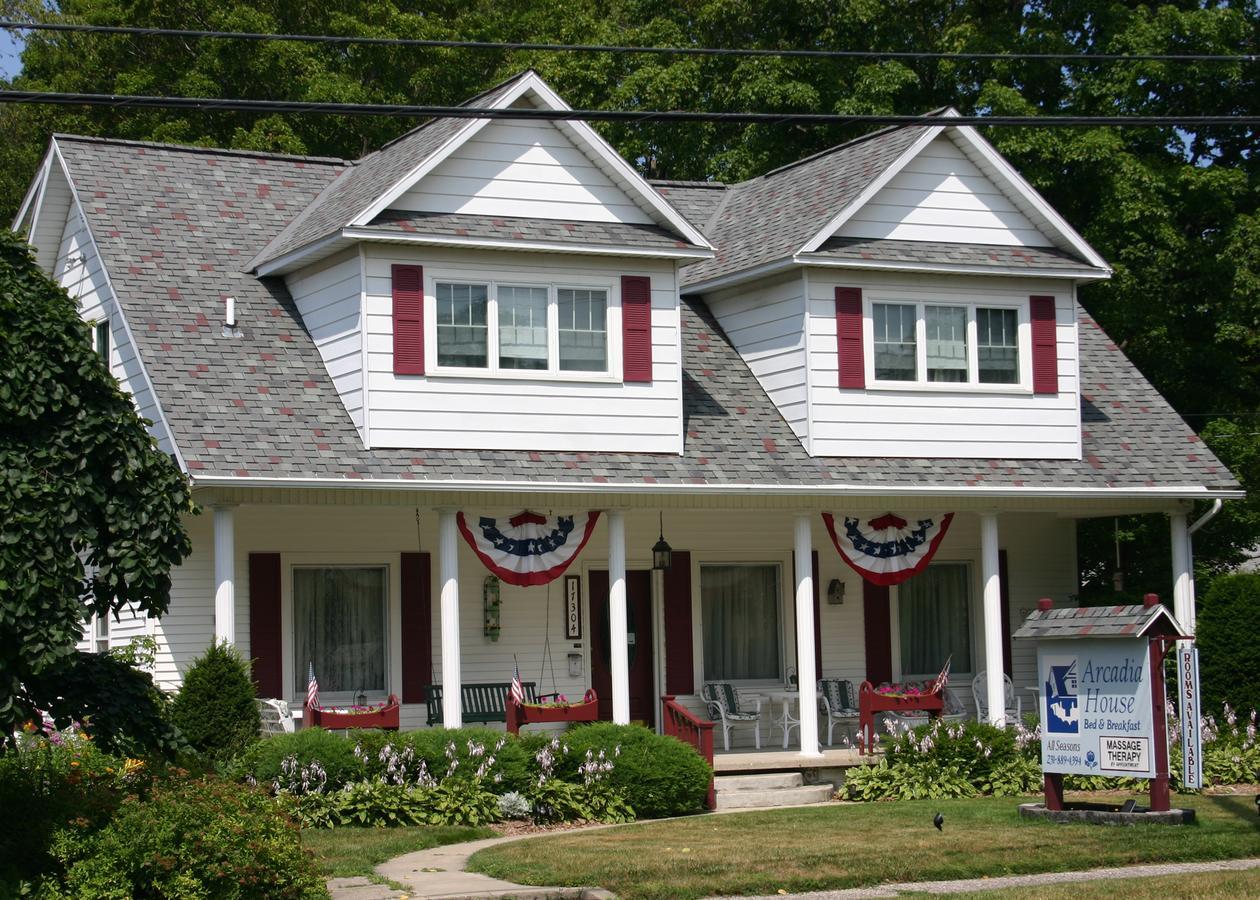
[827,578,846,605]
[651,512,673,571]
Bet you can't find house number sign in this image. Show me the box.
[564,575,582,639]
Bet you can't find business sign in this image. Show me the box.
[1177,644,1203,790]
[1038,638,1158,778]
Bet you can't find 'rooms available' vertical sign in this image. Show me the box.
[1038,639,1157,778]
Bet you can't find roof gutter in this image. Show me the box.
[189,473,1244,501]
[792,253,1111,282]
[1188,497,1224,534]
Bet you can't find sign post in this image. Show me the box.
[1177,644,1203,790]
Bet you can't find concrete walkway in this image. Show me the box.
[714,857,1260,898]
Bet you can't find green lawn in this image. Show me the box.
[928,866,1260,898]
[468,794,1260,899]
[302,825,493,879]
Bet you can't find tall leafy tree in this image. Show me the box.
[0,229,194,744]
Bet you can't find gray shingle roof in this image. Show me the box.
[1013,603,1184,640]
[53,133,1238,494]
[249,73,531,270]
[678,125,932,287]
[805,237,1093,272]
[363,209,708,253]
[650,181,728,232]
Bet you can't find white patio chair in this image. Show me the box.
[817,678,860,746]
[257,698,295,736]
[972,670,1021,724]
[882,686,968,733]
[701,681,762,752]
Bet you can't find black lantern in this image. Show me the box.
[651,512,673,570]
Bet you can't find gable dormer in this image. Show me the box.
[270,71,712,454]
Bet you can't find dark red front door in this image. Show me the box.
[589,569,655,728]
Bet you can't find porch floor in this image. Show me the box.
[713,746,876,773]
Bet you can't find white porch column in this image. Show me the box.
[794,515,821,757]
[1170,512,1193,635]
[608,511,630,725]
[438,509,462,728]
[980,512,1006,726]
[212,505,235,646]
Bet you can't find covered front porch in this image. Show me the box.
[178,486,1204,760]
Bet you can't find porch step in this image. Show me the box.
[712,773,835,810]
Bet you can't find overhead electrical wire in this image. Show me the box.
[0,89,1254,126]
[0,19,1256,64]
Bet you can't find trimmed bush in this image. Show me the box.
[48,776,324,898]
[229,726,363,790]
[557,723,711,818]
[1197,573,1260,715]
[171,641,260,766]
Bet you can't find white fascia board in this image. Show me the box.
[340,227,713,260]
[798,124,945,254]
[678,257,799,294]
[189,472,1245,501]
[12,144,54,232]
[944,117,1110,271]
[523,76,714,250]
[253,231,354,278]
[55,148,190,475]
[793,253,1110,282]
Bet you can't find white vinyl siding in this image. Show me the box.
[705,273,809,443]
[806,270,1081,459]
[285,248,366,437]
[54,205,173,454]
[393,119,655,224]
[364,246,683,453]
[837,135,1052,247]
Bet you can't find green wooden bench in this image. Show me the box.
[424,681,538,726]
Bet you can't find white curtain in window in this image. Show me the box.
[926,305,968,382]
[702,565,780,680]
[498,285,549,369]
[898,563,972,675]
[293,567,386,695]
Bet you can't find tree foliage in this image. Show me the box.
[0,229,194,743]
[1,1,1256,589]
[1196,573,1260,715]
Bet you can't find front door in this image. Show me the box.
[588,569,655,728]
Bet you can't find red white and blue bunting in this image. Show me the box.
[456,510,601,587]
[821,512,955,587]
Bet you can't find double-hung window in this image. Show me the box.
[432,278,610,376]
[292,566,388,701]
[701,563,782,681]
[870,299,1026,388]
[896,562,973,677]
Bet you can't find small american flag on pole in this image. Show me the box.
[306,661,319,710]
[509,659,524,706]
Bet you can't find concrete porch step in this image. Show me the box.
[714,771,804,792]
[714,782,834,810]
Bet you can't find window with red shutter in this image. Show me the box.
[1030,295,1058,394]
[621,275,652,382]
[392,264,424,375]
[835,287,865,388]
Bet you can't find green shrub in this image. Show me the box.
[229,727,364,790]
[843,757,977,801]
[46,776,323,898]
[557,723,711,818]
[171,641,260,766]
[1198,573,1260,715]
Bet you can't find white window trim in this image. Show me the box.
[281,555,398,708]
[424,271,623,383]
[890,557,982,682]
[695,553,793,688]
[863,292,1034,394]
[90,610,111,653]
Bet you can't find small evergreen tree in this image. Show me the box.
[1197,573,1260,715]
[171,641,260,766]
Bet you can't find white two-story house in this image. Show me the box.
[14,70,1240,756]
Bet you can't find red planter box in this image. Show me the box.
[506,689,598,734]
[857,681,944,754]
[309,694,400,730]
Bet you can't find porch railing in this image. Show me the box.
[661,694,715,810]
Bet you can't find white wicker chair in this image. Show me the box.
[702,681,762,752]
[817,679,860,746]
[257,698,295,736]
[972,670,1022,724]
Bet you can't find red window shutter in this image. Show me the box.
[248,553,282,699]
[400,552,432,704]
[999,550,1013,678]
[621,275,653,382]
[835,287,865,389]
[663,550,694,695]
[812,551,823,677]
[1030,295,1058,394]
[392,264,424,375]
[862,580,892,684]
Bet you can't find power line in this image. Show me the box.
[0,89,1256,126]
[1,20,1256,64]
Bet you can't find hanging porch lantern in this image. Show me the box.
[652,512,673,571]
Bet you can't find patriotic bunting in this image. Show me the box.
[822,511,955,586]
[457,510,600,587]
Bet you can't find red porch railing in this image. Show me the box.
[661,694,716,810]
